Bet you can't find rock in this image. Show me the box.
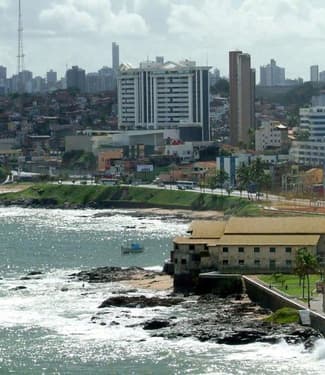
[149,294,322,347]
[11,286,27,291]
[143,319,171,330]
[112,288,137,294]
[98,295,184,309]
[26,271,43,276]
[61,287,69,292]
[71,266,165,284]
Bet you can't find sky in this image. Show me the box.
[1,0,325,80]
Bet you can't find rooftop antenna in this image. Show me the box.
[17,0,25,75]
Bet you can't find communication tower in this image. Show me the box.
[17,0,25,74]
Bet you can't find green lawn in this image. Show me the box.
[258,274,322,300]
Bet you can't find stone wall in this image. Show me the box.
[243,276,325,335]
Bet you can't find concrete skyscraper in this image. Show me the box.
[310,65,319,82]
[66,66,86,92]
[229,51,255,147]
[0,66,6,80]
[259,59,285,86]
[112,42,119,74]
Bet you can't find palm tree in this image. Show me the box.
[295,247,319,308]
[216,170,229,196]
[236,164,251,197]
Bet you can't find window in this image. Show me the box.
[192,254,201,262]
[238,247,244,253]
[254,247,260,253]
[174,244,179,250]
[270,247,276,253]
[286,260,292,267]
[181,259,187,265]
[189,244,195,250]
[285,247,292,253]
[223,247,229,253]
[254,260,260,266]
[269,259,276,269]
[222,259,229,265]
[239,260,245,265]
[174,258,178,264]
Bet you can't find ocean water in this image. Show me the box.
[0,207,325,374]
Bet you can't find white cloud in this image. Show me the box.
[2,0,325,79]
[167,0,325,44]
[0,0,8,9]
[39,0,149,36]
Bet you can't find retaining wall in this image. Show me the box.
[243,276,325,335]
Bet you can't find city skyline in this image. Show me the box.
[1,0,325,79]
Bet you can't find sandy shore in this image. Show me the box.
[0,184,30,195]
[130,207,224,220]
[121,274,173,291]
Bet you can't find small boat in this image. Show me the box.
[121,242,144,254]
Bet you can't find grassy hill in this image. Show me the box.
[0,184,261,216]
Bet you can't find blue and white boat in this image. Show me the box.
[121,242,144,254]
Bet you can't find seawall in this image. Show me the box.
[243,276,325,335]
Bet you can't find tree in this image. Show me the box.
[295,247,319,308]
[211,78,229,97]
[215,169,229,195]
[207,175,217,191]
[236,158,270,199]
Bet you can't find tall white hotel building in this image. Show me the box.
[117,60,211,141]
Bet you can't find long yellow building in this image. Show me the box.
[172,217,325,288]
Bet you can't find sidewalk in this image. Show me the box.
[247,275,325,315]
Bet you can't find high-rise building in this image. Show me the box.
[112,42,119,74]
[0,65,7,80]
[118,60,210,141]
[229,51,255,146]
[310,65,319,82]
[259,59,285,86]
[210,67,220,87]
[155,56,164,64]
[32,76,46,93]
[46,69,57,90]
[86,73,101,93]
[290,106,325,166]
[66,65,86,92]
[0,66,6,95]
[98,66,114,91]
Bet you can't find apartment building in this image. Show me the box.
[117,60,210,141]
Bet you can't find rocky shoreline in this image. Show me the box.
[71,266,323,347]
[0,197,223,220]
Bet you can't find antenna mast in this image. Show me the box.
[17,0,25,75]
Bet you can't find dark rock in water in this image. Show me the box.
[27,271,43,276]
[98,295,184,309]
[11,286,27,291]
[61,287,69,292]
[143,319,171,330]
[112,288,138,294]
[71,266,164,284]
[110,321,120,326]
